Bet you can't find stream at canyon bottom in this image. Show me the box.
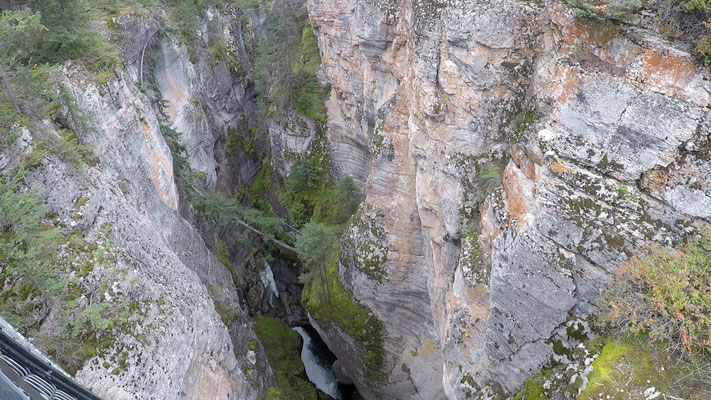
[293,326,360,399]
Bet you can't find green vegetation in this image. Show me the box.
[342,208,388,284]
[239,158,275,213]
[603,230,711,352]
[0,177,143,375]
[513,370,548,400]
[295,222,339,303]
[597,231,711,396]
[216,240,232,269]
[565,0,641,21]
[301,253,386,382]
[252,316,317,400]
[214,301,241,326]
[696,35,711,64]
[264,387,285,400]
[167,0,201,60]
[280,160,362,229]
[577,340,672,400]
[682,0,711,12]
[254,0,326,122]
[514,230,711,399]
[291,26,326,122]
[226,127,256,156]
[508,101,539,143]
[4,1,119,69]
[191,191,293,253]
[458,155,507,232]
[276,139,384,382]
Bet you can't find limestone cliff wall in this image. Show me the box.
[307,0,710,398]
[0,6,275,399]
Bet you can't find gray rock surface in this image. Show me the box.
[1,6,276,400]
[305,0,711,398]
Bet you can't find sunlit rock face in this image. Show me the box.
[306,0,710,398]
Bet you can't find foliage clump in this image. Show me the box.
[291,26,327,122]
[281,160,362,230]
[565,0,640,21]
[603,231,711,352]
[594,230,711,398]
[254,0,326,122]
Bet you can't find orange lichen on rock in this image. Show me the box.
[550,65,579,104]
[503,166,530,229]
[550,160,575,174]
[632,50,703,103]
[640,168,669,194]
[141,122,178,211]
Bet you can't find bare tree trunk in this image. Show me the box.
[0,63,20,114]
[236,219,298,253]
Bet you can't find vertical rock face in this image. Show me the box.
[54,63,269,400]
[307,0,710,398]
[0,6,274,400]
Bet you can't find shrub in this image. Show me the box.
[168,0,201,58]
[216,240,232,269]
[603,230,711,352]
[565,0,640,21]
[682,0,711,12]
[312,176,363,226]
[696,35,711,64]
[214,301,240,326]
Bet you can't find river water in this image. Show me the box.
[293,326,359,399]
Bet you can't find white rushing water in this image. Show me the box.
[260,262,280,305]
[293,327,342,399]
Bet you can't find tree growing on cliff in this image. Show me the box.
[254,0,300,114]
[295,222,338,307]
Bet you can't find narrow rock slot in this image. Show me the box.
[294,325,361,400]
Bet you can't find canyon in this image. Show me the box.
[1,0,710,399]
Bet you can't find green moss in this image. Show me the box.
[97,70,115,85]
[74,196,89,211]
[508,100,539,143]
[566,322,589,342]
[551,339,572,357]
[344,208,388,284]
[253,316,317,400]
[264,387,285,400]
[578,340,671,400]
[513,371,547,400]
[208,283,223,296]
[302,253,386,383]
[110,349,129,375]
[215,301,240,326]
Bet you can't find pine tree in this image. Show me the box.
[295,222,338,307]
